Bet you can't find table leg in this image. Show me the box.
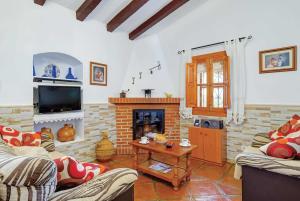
[172,157,180,191]
[133,147,139,170]
[186,153,192,181]
[148,151,152,161]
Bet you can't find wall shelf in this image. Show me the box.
[55,137,85,147]
[33,76,82,83]
[34,111,84,124]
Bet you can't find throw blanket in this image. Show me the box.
[235,146,300,179]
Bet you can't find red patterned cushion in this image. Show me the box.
[0,126,22,146]
[54,156,108,188]
[260,131,300,159]
[269,114,300,140]
[0,126,41,147]
[22,132,41,146]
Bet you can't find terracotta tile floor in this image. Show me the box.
[101,154,242,201]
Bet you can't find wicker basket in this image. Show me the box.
[96,131,115,162]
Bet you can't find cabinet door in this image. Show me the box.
[186,63,197,107]
[203,131,220,163]
[189,127,204,159]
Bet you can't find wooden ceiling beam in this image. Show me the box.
[34,0,46,6]
[107,0,149,32]
[76,0,102,21]
[129,0,189,40]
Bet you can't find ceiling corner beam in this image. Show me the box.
[76,0,102,21]
[34,0,46,6]
[107,0,149,32]
[129,0,189,40]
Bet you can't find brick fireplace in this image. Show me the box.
[109,98,181,154]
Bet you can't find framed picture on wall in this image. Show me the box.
[259,46,297,74]
[90,62,107,86]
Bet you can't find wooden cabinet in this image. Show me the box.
[188,127,226,166]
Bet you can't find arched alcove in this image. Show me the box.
[33,52,83,82]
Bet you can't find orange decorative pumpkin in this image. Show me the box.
[57,124,76,142]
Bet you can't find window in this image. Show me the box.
[186,51,230,117]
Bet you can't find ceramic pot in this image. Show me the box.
[40,127,54,140]
[57,124,76,142]
[96,131,115,162]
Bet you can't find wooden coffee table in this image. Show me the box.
[131,140,197,190]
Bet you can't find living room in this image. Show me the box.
[0,0,299,201]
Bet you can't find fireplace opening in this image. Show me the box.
[132,109,165,140]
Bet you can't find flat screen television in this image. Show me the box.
[38,86,81,113]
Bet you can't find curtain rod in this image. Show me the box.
[177,35,252,55]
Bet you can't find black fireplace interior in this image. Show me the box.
[132,109,165,140]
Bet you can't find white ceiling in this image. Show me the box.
[48,0,208,37]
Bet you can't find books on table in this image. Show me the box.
[149,162,172,173]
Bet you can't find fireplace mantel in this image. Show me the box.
[108,97,181,104]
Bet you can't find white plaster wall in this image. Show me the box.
[121,35,176,97]
[0,0,133,106]
[155,0,300,105]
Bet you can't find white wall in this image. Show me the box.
[155,0,300,105]
[0,0,133,105]
[121,35,176,97]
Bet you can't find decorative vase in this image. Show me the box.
[52,65,60,78]
[57,124,76,142]
[96,130,115,162]
[42,64,60,78]
[65,67,77,80]
[40,127,54,140]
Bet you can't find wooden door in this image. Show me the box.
[186,63,197,107]
[189,127,204,159]
[203,129,220,163]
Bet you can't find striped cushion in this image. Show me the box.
[251,133,272,148]
[0,141,57,201]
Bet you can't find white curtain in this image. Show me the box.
[225,39,249,125]
[178,49,193,119]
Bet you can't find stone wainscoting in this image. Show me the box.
[180,104,300,161]
[0,104,116,162]
[2,104,300,162]
[56,104,116,162]
[0,106,34,132]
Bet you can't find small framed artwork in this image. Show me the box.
[90,62,107,86]
[259,46,297,74]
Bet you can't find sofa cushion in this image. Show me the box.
[260,131,300,159]
[0,141,57,201]
[41,133,56,152]
[54,156,108,190]
[0,126,41,147]
[22,132,42,146]
[0,126,23,146]
[269,114,300,140]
